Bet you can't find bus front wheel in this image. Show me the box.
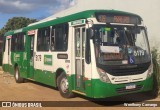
[57,73,75,98]
[14,66,24,83]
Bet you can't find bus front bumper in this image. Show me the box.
[92,75,153,98]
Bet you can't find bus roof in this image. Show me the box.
[4,9,142,36]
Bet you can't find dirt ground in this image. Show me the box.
[0,67,160,110]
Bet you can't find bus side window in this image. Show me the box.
[17,33,25,51]
[11,33,25,52]
[51,27,55,51]
[37,27,50,51]
[55,25,63,51]
[11,34,17,51]
[54,23,68,51]
[63,24,68,51]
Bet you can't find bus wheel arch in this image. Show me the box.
[57,73,75,98]
[14,64,24,83]
[55,68,65,87]
[14,63,18,70]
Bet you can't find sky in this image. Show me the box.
[0,0,160,47]
[0,0,75,27]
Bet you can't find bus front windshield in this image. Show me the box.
[93,25,151,66]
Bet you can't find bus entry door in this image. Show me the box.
[75,27,86,92]
[7,38,11,72]
[29,35,34,78]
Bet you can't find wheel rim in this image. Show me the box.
[60,77,68,93]
[15,69,19,80]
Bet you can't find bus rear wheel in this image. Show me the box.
[14,66,24,83]
[57,73,75,98]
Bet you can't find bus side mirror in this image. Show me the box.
[133,27,140,34]
[85,29,91,64]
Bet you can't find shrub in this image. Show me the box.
[151,47,160,95]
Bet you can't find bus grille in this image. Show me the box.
[99,62,150,76]
[109,66,148,76]
[116,85,143,94]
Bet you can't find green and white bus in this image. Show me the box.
[2,10,153,98]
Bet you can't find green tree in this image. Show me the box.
[150,47,160,97]
[0,17,37,38]
[0,17,37,66]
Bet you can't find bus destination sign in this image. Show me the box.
[95,13,141,24]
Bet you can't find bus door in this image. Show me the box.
[75,27,86,92]
[28,30,35,79]
[6,36,11,72]
[29,35,34,78]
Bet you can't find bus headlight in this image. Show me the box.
[97,68,111,83]
[147,64,153,78]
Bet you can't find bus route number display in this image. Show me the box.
[103,53,123,60]
[113,16,130,24]
[95,13,141,24]
[98,15,130,24]
[98,15,107,23]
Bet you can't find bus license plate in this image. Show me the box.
[126,84,136,90]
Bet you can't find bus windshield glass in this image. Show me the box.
[93,25,151,65]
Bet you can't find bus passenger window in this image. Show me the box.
[37,27,50,51]
[54,23,68,51]
[51,28,55,51]
[11,33,25,52]
[55,27,63,50]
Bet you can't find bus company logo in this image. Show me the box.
[1,102,42,108]
[44,55,52,65]
[2,102,11,107]
[14,53,20,61]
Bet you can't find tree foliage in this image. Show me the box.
[151,47,159,75]
[0,17,37,66]
[151,47,160,95]
[0,17,37,38]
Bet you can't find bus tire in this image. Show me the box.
[57,73,75,98]
[14,66,24,83]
